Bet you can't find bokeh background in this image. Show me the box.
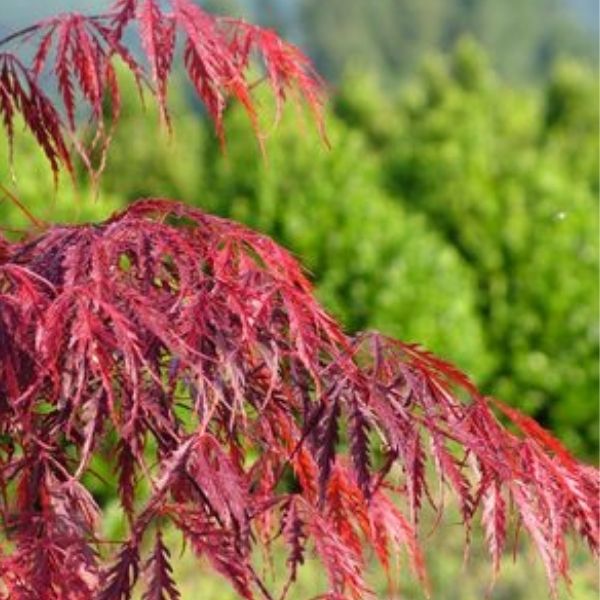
[0,1,598,598]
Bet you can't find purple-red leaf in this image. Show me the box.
[0,183,597,600]
[142,532,181,600]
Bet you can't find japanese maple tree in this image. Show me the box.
[0,1,597,599]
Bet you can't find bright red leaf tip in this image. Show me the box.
[0,198,596,599]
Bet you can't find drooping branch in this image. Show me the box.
[0,199,597,599]
[0,0,326,181]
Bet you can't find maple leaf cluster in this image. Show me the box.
[0,0,325,181]
[0,1,597,599]
[0,199,597,599]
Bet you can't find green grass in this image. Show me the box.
[125,503,598,600]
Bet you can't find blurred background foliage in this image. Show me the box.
[2,29,596,457]
[0,1,598,596]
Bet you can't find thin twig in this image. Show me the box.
[0,12,114,49]
[0,23,41,48]
[0,184,47,229]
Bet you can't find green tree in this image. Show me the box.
[100,71,206,202]
[299,0,597,83]
[354,41,599,454]
[0,128,121,231]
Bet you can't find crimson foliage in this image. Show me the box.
[0,0,324,181]
[0,2,597,599]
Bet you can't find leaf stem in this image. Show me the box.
[0,12,114,49]
[0,23,41,48]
